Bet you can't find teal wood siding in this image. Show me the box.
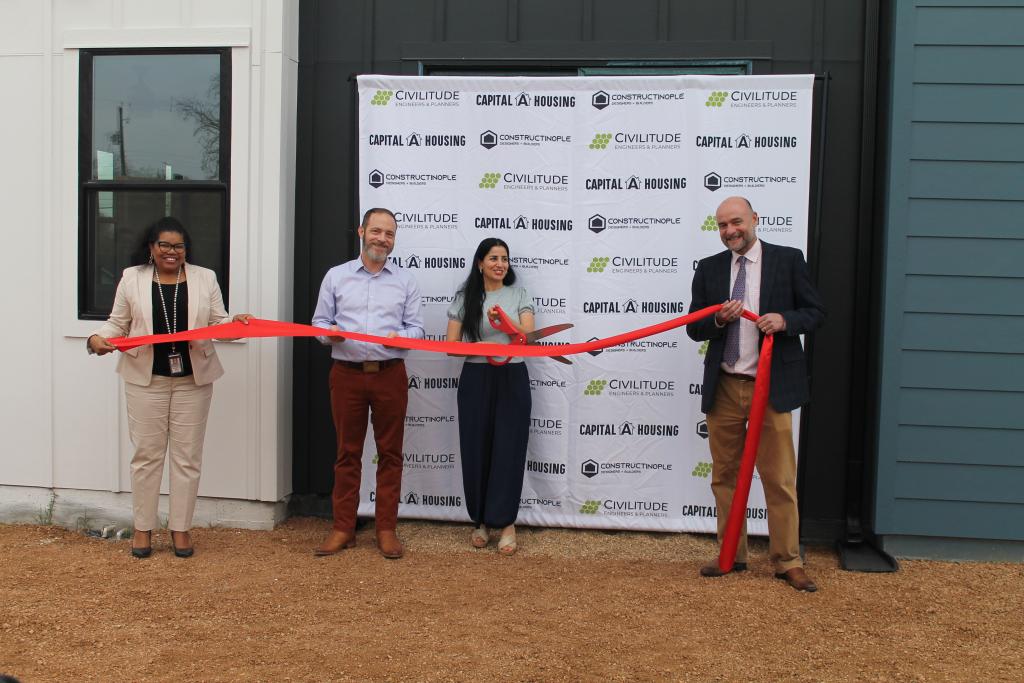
[876,0,1024,543]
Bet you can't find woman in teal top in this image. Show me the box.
[446,238,534,555]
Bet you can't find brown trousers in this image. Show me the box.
[328,360,408,532]
[706,373,802,572]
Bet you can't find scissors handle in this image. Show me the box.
[488,305,526,344]
[486,306,574,365]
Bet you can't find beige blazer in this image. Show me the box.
[92,263,231,386]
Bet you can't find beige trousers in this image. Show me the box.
[124,375,213,532]
[706,374,802,573]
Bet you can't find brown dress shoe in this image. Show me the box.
[314,529,356,556]
[774,567,818,592]
[376,529,404,559]
[699,561,747,577]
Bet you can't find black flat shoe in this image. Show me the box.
[170,531,194,558]
[131,530,152,559]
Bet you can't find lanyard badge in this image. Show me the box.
[155,266,185,376]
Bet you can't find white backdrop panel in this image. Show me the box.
[357,74,814,533]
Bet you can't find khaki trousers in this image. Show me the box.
[706,373,801,572]
[124,375,213,532]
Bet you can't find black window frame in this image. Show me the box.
[418,58,753,77]
[78,47,232,320]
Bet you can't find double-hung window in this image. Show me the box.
[79,49,231,319]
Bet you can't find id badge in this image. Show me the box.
[168,352,185,376]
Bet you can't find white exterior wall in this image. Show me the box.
[0,0,298,528]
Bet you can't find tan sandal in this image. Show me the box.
[497,526,517,556]
[471,526,489,549]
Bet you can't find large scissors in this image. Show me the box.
[486,305,574,366]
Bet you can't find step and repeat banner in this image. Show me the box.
[356,74,814,533]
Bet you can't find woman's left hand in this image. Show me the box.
[232,313,254,325]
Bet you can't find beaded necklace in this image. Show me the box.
[154,265,182,353]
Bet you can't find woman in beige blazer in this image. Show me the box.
[88,217,251,559]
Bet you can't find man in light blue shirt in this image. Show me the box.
[312,208,424,559]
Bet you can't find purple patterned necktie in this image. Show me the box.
[723,256,747,366]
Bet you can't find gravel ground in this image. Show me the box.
[1,518,1022,682]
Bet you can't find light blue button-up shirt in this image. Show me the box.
[311,257,424,361]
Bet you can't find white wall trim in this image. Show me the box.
[0,485,289,531]
[62,27,251,50]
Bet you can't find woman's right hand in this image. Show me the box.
[88,334,117,356]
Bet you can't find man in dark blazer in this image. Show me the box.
[687,196,825,592]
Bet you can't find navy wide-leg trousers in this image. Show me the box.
[456,362,531,529]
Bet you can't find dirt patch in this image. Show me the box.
[1,519,1021,682]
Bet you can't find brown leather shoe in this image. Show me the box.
[376,529,404,559]
[699,561,747,577]
[314,529,356,556]
[774,567,818,592]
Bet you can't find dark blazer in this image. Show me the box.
[687,240,825,413]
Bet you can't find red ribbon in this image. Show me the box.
[717,332,774,573]
[109,305,757,357]
[109,305,770,563]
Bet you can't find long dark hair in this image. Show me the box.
[133,216,193,265]
[457,238,517,342]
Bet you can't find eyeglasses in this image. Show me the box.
[156,241,187,253]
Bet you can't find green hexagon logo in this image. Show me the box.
[589,132,612,150]
[698,340,710,356]
[691,461,712,478]
[583,379,607,396]
[479,171,501,189]
[586,256,610,273]
[371,90,394,106]
[579,500,602,514]
[701,215,718,232]
[704,90,728,108]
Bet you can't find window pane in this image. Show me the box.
[92,54,222,181]
[83,190,227,317]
